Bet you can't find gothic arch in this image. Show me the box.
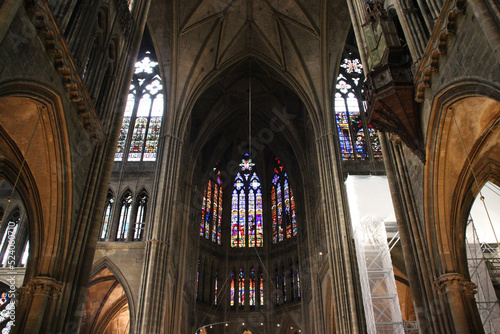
[425,81,500,331]
[0,81,72,281]
[425,81,500,273]
[82,257,136,333]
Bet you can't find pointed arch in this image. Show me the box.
[0,81,72,283]
[116,190,133,240]
[99,190,115,240]
[271,158,297,244]
[81,257,136,333]
[133,189,148,241]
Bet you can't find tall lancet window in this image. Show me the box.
[133,192,147,240]
[231,155,263,248]
[335,51,382,161]
[271,158,297,244]
[115,42,163,162]
[116,192,133,240]
[238,268,245,306]
[249,267,256,306]
[100,192,114,240]
[200,169,223,244]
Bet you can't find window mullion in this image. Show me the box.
[358,96,375,161]
[344,95,357,161]
[140,94,155,161]
[122,91,141,161]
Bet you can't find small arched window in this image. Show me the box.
[200,170,223,244]
[116,192,133,240]
[238,268,245,306]
[230,270,235,307]
[249,267,256,306]
[0,210,21,267]
[115,40,163,162]
[133,192,147,240]
[231,155,263,248]
[100,192,114,240]
[335,51,382,161]
[271,158,297,244]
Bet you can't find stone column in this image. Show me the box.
[314,132,365,333]
[16,277,62,334]
[434,273,477,334]
[135,133,185,333]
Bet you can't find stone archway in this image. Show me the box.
[80,266,132,334]
[425,82,500,333]
[0,82,72,332]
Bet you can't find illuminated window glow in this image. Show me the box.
[272,159,297,243]
[335,54,382,161]
[231,158,263,248]
[115,52,163,162]
[200,170,223,244]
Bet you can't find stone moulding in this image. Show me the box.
[414,0,466,102]
[27,2,104,142]
[113,0,133,35]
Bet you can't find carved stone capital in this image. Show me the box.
[434,273,477,296]
[18,277,63,300]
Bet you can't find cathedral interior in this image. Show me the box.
[0,0,499,333]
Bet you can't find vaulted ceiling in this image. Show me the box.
[148,0,352,133]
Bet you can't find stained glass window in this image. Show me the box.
[116,193,133,240]
[134,193,147,240]
[260,270,264,306]
[196,260,200,300]
[275,268,280,304]
[100,192,114,240]
[249,268,256,306]
[231,155,263,248]
[214,274,218,305]
[238,268,245,306]
[127,0,134,11]
[230,271,235,307]
[115,94,134,161]
[200,170,223,244]
[114,49,164,162]
[271,158,297,244]
[0,289,14,334]
[335,53,382,161]
[297,266,301,298]
[283,266,287,302]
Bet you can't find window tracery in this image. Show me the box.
[200,169,223,244]
[100,192,114,240]
[271,158,297,244]
[115,51,163,162]
[231,156,263,248]
[335,53,382,161]
[116,192,133,240]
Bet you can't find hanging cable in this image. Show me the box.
[248,62,252,158]
[450,108,500,249]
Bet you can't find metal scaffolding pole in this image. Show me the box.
[466,217,500,333]
[353,217,405,334]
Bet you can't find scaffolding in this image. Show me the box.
[353,217,405,334]
[466,217,500,333]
